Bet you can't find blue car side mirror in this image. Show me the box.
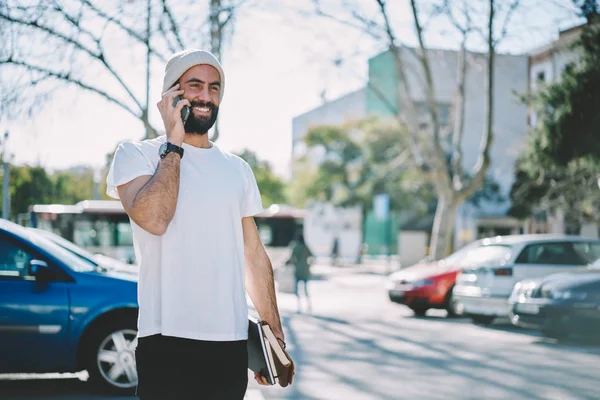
[28,260,53,281]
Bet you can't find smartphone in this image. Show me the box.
[173,95,191,126]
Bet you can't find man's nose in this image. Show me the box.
[195,88,212,103]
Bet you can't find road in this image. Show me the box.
[2,263,599,400]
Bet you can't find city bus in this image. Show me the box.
[20,200,304,265]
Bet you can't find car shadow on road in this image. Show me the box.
[409,314,471,324]
[465,320,600,349]
[410,313,551,339]
[0,374,133,399]
[532,336,600,349]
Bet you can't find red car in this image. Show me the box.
[386,241,482,316]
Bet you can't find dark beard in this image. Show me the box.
[184,101,219,135]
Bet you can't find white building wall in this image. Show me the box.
[398,231,429,267]
[390,48,529,216]
[291,88,366,166]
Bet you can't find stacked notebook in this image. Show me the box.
[247,316,293,386]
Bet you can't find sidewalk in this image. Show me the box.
[308,258,401,278]
[244,387,266,400]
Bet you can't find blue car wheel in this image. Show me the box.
[85,320,138,394]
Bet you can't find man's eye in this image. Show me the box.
[211,86,220,92]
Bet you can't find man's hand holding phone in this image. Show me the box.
[157,84,190,147]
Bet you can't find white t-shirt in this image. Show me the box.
[106,135,263,341]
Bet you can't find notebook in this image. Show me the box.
[247,316,292,385]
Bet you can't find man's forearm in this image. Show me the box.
[130,153,180,234]
[246,246,284,339]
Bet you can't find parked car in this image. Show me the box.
[28,227,137,273]
[509,257,600,339]
[453,235,600,325]
[386,240,485,316]
[0,219,138,394]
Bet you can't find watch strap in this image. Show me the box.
[161,142,184,159]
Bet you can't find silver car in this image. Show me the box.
[453,234,600,325]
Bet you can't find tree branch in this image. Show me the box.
[407,0,452,192]
[157,18,180,54]
[2,58,140,119]
[0,12,99,59]
[443,0,474,35]
[498,0,521,43]
[366,80,399,117]
[442,0,473,191]
[145,0,152,113]
[460,0,496,201]
[161,0,185,50]
[408,0,441,147]
[312,2,385,40]
[1,10,144,112]
[372,0,431,171]
[450,38,468,191]
[219,9,236,32]
[80,0,167,63]
[50,1,100,49]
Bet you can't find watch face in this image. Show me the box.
[159,142,167,156]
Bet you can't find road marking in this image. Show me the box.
[245,388,266,399]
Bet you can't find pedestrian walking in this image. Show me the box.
[288,233,314,313]
[106,49,286,400]
[330,236,340,266]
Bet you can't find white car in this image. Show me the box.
[453,234,600,325]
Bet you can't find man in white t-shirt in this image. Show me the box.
[106,49,286,400]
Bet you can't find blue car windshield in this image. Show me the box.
[25,230,97,273]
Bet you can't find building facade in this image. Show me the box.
[291,88,366,177]
[292,45,530,252]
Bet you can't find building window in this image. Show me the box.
[563,62,575,74]
[415,102,450,130]
[536,71,545,82]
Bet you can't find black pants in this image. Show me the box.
[295,278,309,298]
[135,334,248,400]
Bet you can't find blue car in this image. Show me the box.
[0,219,139,394]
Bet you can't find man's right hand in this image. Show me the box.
[157,83,190,147]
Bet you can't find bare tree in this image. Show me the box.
[0,0,243,141]
[314,0,521,258]
[207,0,244,140]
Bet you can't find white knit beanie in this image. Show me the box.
[161,49,225,102]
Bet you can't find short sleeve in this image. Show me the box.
[242,161,264,217]
[106,141,156,199]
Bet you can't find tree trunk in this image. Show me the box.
[450,39,467,189]
[144,0,152,137]
[142,109,158,139]
[209,0,222,142]
[429,195,459,259]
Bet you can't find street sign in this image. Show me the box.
[373,194,390,221]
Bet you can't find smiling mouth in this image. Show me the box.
[193,106,211,113]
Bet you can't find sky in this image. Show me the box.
[0,0,584,181]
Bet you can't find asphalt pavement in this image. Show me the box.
[1,261,599,400]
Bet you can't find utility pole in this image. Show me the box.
[2,162,10,220]
[1,131,11,220]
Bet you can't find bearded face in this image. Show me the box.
[184,100,219,135]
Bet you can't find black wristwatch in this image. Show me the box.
[159,142,184,159]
